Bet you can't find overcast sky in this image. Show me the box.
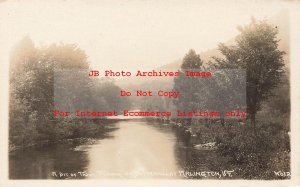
[0,0,291,72]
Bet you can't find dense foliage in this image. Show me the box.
[9,36,130,148]
[173,19,290,179]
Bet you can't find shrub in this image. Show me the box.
[216,122,290,179]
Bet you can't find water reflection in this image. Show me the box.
[9,119,224,179]
[9,143,90,179]
[86,120,180,179]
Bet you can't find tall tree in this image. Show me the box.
[213,18,285,132]
[173,49,204,124]
[181,49,203,69]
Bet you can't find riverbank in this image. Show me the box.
[9,118,130,152]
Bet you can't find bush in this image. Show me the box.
[216,122,290,179]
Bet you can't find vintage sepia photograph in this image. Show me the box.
[1,0,300,186]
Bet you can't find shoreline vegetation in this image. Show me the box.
[9,116,290,179]
[9,18,290,179]
[9,118,123,152]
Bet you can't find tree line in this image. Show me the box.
[9,37,130,148]
[172,18,290,179]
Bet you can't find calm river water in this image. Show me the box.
[9,120,231,179]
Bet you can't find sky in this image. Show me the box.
[1,1,300,180]
[0,0,291,72]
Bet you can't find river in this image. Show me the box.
[9,120,231,179]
